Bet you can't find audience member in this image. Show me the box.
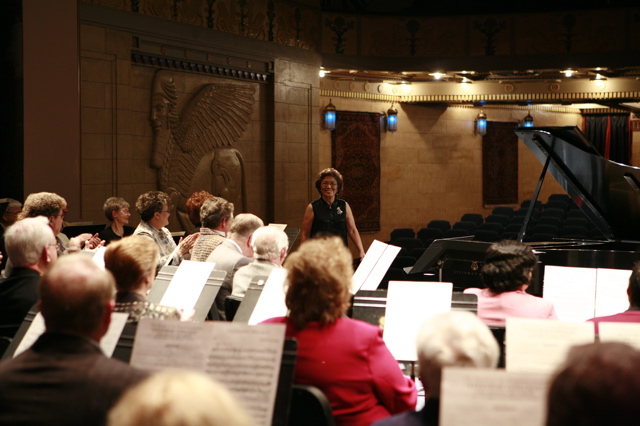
[206,213,263,320]
[20,191,100,255]
[104,236,182,322]
[0,255,148,425]
[133,191,198,271]
[546,342,640,426]
[588,262,640,333]
[0,198,22,237]
[464,240,557,326]
[191,196,234,262]
[108,370,253,426]
[0,198,22,272]
[262,237,416,426]
[185,190,213,235]
[232,226,288,298]
[0,217,57,338]
[372,311,500,426]
[98,196,134,245]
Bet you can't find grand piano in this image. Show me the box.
[410,126,640,296]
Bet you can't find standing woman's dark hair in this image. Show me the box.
[480,240,537,294]
[314,168,343,195]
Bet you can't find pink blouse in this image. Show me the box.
[464,288,557,326]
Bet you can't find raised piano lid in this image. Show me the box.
[515,126,640,242]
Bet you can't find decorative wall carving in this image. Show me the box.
[150,70,256,230]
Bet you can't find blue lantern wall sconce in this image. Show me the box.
[387,104,398,133]
[324,99,336,131]
[474,110,487,136]
[523,111,534,127]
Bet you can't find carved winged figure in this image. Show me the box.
[150,70,256,230]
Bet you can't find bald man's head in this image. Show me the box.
[39,255,115,337]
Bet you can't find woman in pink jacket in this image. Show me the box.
[262,236,416,426]
[464,239,557,326]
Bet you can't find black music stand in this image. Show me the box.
[351,290,479,328]
[147,265,226,322]
[232,275,269,323]
[1,304,38,361]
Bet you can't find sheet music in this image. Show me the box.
[14,311,129,358]
[354,240,400,292]
[440,368,551,426]
[91,246,107,269]
[594,268,632,317]
[543,265,597,321]
[159,260,214,312]
[248,268,288,325]
[205,323,285,426]
[506,318,594,373]
[598,322,640,350]
[130,319,212,371]
[267,223,287,231]
[130,319,285,426]
[383,281,452,361]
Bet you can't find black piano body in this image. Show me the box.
[411,126,640,295]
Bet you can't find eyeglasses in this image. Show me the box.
[119,209,130,214]
[321,182,338,187]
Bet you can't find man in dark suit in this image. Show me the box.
[0,254,148,425]
[206,213,263,320]
[0,216,57,338]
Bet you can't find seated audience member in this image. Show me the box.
[191,196,234,262]
[133,191,198,271]
[0,217,57,338]
[0,255,148,425]
[104,236,182,322]
[108,370,253,426]
[0,198,22,273]
[464,240,557,326]
[232,226,288,298]
[0,198,22,236]
[206,213,263,320]
[98,197,134,245]
[588,262,640,334]
[185,190,213,235]
[20,191,101,255]
[262,237,417,426]
[546,342,640,426]
[372,311,500,426]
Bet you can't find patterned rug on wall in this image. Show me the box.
[483,121,519,205]
[332,111,381,232]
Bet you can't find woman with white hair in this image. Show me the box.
[373,311,500,426]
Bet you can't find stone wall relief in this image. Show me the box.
[150,70,256,231]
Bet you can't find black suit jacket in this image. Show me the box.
[0,332,148,426]
[0,267,40,338]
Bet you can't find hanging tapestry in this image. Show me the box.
[483,121,519,205]
[331,111,381,232]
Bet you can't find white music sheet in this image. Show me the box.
[354,240,401,292]
[248,268,288,325]
[440,367,551,426]
[91,246,107,269]
[543,265,597,321]
[13,311,129,358]
[159,260,214,312]
[506,318,594,373]
[130,319,285,426]
[594,268,632,317]
[267,223,287,231]
[598,322,640,350]
[383,281,452,361]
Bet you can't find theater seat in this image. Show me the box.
[288,385,335,426]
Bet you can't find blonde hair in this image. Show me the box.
[108,370,254,426]
[104,236,158,292]
[284,237,353,329]
[20,192,67,220]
